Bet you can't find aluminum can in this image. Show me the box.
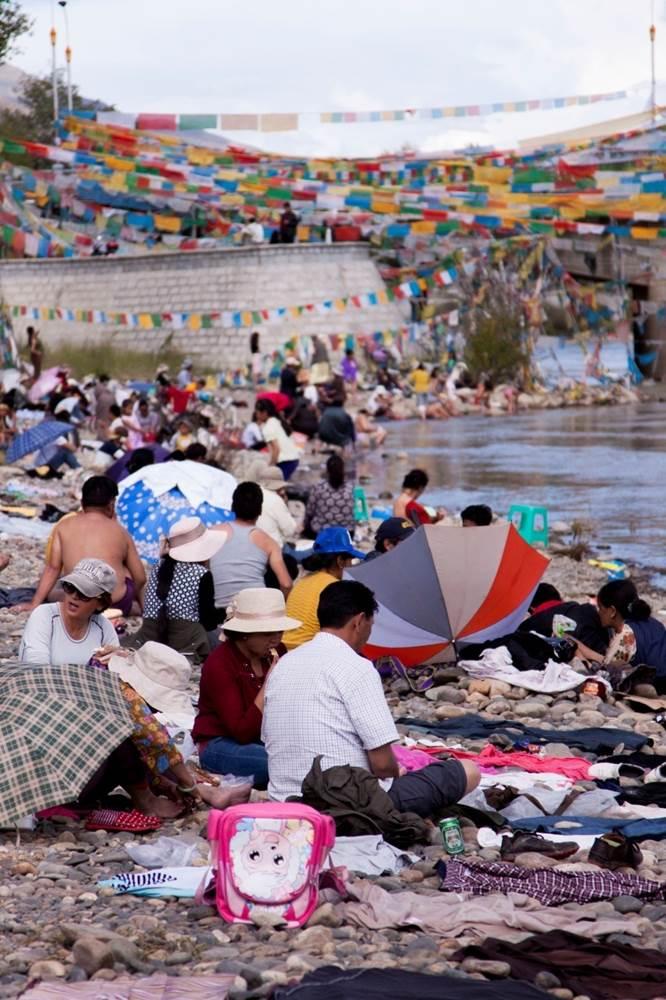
[439,817,465,855]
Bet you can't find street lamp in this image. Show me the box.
[50,0,58,136]
[58,1,73,115]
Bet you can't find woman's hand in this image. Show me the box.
[94,644,124,664]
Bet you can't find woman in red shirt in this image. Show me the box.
[192,588,301,789]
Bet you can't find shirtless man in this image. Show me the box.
[23,476,146,614]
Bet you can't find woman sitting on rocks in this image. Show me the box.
[19,559,234,816]
[305,454,355,537]
[193,588,301,789]
[573,579,666,679]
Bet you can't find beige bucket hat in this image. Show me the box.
[108,641,193,722]
[224,588,302,633]
[164,516,228,562]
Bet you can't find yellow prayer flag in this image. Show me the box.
[138,314,153,330]
[154,215,182,234]
[188,315,202,331]
[630,226,659,240]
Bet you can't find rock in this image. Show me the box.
[514,701,549,718]
[434,704,466,719]
[549,703,575,721]
[513,853,559,869]
[460,957,511,977]
[487,680,512,697]
[28,960,66,980]
[468,679,491,695]
[577,710,606,727]
[535,971,561,990]
[484,698,511,715]
[292,926,333,953]
[612,895,643,914]
[60,923,123,946]
[164,951,192,966]
[307,903,342,928]
[11,862,36,876]
[67,966,89,983]
[549,991,574,1000]
[285,952,318,974]
[72,938,114,976]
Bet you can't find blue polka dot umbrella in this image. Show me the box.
[116,460,236,564]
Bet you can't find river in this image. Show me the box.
[356,402,666,584]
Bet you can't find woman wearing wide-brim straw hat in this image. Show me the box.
[128,516,230,662]
[192,588,301,789]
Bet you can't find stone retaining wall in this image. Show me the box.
[0,243,405,367]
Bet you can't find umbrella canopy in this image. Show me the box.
[106,444,170,484]
[6,420,73,463]
[0,663,133,826]
[117,459,236,563]
[27,366,66,404]
[348,523,549,667]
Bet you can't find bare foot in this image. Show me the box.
[132,788,183,818]
[197,782,252,810]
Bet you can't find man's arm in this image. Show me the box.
[367,743,400,780]
[254,530,292,595]
[124,533,147,608]
[24,528,63,611]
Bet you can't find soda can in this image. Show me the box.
[439,817,465,855]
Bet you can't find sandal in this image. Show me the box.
[85,809,163,832]
[375,655,434,692]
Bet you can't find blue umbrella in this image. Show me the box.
[116,460,236,564]
[7,420,73,464]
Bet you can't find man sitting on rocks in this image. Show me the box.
[262,579,480,816]
[518,582,609,655]
[21,475,146,616]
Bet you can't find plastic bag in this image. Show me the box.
[125,834,209,869]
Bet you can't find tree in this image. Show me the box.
[0,74,114,162]
[0,1,32,65]
[463,295,532,385]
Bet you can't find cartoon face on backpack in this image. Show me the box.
[230,817,313,900]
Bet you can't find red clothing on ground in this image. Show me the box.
[192,639,284,745]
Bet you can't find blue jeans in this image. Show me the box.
[199,737,269,790]
[49,447,80,472]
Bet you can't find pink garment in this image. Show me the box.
[393,745,434,772]
[444,746,591,781]
[341,879,646,943]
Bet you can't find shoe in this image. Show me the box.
[588,832,643,871]
[588,763,645,780]
[499,833,579,862]
[644,763,666,784]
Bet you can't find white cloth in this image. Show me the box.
[478,771,574,792]
[19,603,118,666]
[329,835,417,876]
[262,632,399,801]
[258,488,297,547]
[477,828,598,851]
[117,459,236,510]
[458,645,608,694]
[261,417,300,463]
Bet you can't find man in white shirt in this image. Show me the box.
[257,467,297,547]
[262,580,479,816]
[243,217,264,245]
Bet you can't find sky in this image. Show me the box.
[11,0,666,157]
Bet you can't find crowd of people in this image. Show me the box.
[4,336,666,837]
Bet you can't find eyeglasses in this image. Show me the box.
[62,581,95,602]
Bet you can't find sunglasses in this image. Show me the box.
[62,581,95,602]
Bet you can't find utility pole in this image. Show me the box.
[58,1,73,115]
[50,0,58,141]
[651,0,657,124]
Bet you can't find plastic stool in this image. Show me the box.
[507,504,549,547]
[353,485,370,522]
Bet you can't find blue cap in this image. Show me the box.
[313,526,365,560]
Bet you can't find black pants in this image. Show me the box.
[387,760,467,818]
[76,739,145,806]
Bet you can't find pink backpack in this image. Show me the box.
[207,803,336,927]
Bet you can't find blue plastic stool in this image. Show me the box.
[507,504,549,547]
[353,485,370,522]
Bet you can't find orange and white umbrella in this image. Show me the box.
[348,523,549,667]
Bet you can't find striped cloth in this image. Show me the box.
[438,858,666,906]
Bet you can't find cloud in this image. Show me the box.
[16,0,661,156]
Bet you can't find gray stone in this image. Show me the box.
[460,957,511,977]
[514,701,550,718]
[612,895,644,914]
[535,971,561,990]
[71,938,114,976]
[306,903,343,928]
[27,960,66,981]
